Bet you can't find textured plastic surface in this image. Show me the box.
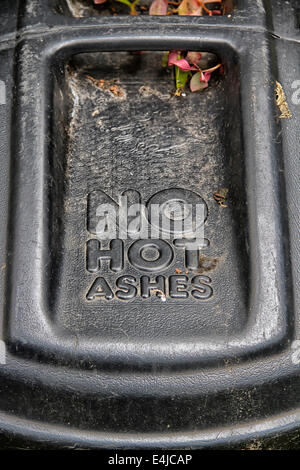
[0,0,300,449]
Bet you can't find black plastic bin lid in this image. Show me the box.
[0,0,300,449]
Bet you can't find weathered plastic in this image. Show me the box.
[0,0,299,449]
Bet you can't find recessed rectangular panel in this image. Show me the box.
[49,51,248,341]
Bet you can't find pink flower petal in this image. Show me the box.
[93,0,107,4]
[149,0,168,15]
[168,51,179,64]
[168,52,198,71]
[202,71,212,82]
[174,59,195,71]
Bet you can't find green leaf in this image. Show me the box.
[116,0,139,15]
[175,65,191,90]
[190,71,209,92]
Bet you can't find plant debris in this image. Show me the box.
[166,50,222,95]
[197,255,218,273]
[152,289,167,301]
[275,81,292,119]
[85,75,125,97]
[109,84,124,97]
[92,0,234,16]
[94,0,140,15]
[90,0,231,94]
[213,188,228,207]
